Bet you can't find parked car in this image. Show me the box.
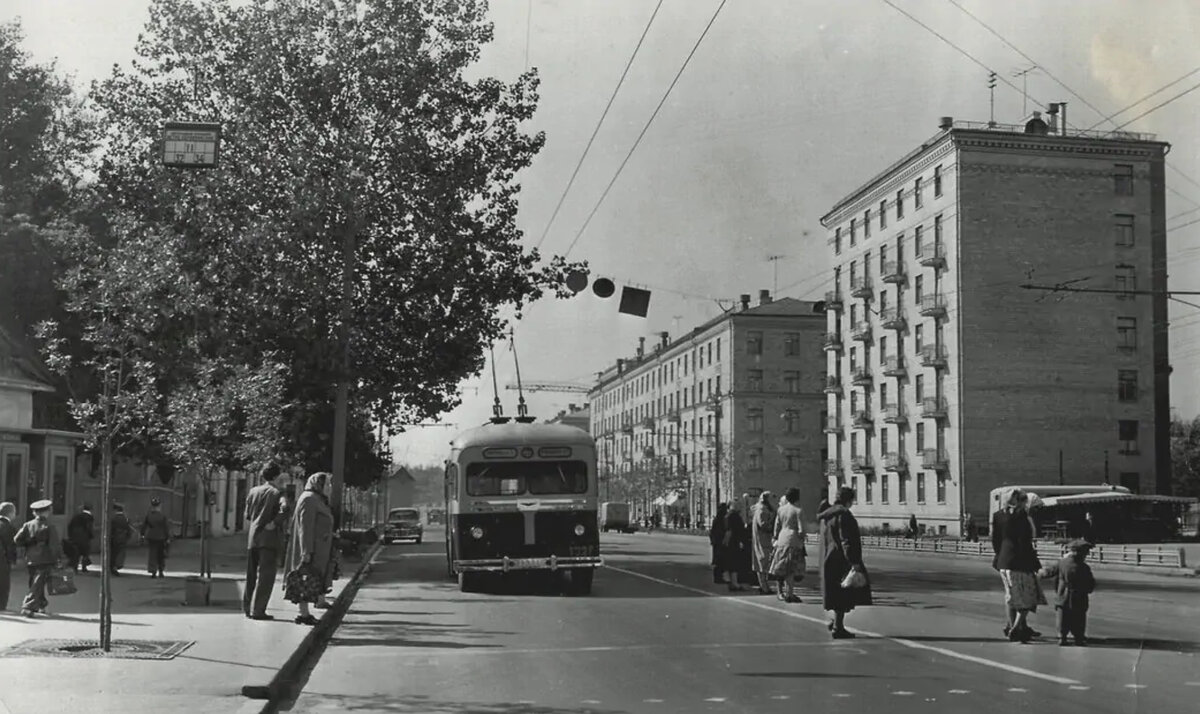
[599,502,637,533]
[383,508,423,544]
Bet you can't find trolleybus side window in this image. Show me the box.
[466,460,589,496]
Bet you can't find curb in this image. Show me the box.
[239,541,384,710]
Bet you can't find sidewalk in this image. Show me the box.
[0,537,363,714]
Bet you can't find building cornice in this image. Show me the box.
[954,132,1167,160]
[822,131,954,226]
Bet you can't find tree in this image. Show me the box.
[1170,414,1200,498]
[87,0,584,508]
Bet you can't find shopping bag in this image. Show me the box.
[47,568,78,596]
[839,569,868,589]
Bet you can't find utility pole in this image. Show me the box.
[987,72,997,126]
[1011,65,1038,117]
[709,389,723,511]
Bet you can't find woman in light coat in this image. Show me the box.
[769,488,807,603]
[750,492,776,595]
[286,472,335,625]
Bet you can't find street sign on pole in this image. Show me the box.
[161,121,222,168]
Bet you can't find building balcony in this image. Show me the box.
[643,446,656,459]
[824,290,844,311]
[823,416,842,434]
[850,321,873,343]
[880,307,907,331]
[823,376,843,395]
[851,367,872,386]
[882,356,906,378]
[919,294,948,318]
[921,449,950,471]
[852,409,873,427]
[917,243,947,270]
[850,277,873,299]
[851,455,875,473]
[920,397,948,420]
[823,332,844,352]
[920,344,948,368]
[824,459,843,478]
[883,452,908,472]
[881,261,906,284]
[882,403,906,424]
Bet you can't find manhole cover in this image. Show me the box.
[0,639,194,660]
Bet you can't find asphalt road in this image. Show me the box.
[282,532,1200,714]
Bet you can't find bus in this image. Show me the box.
[444,421,602,594]
[988,484,1198,542]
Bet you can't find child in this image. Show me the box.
[1039,539,1096,646]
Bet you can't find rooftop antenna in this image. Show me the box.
[987,71,997,127]
[509,327,535,423]
[1011,65,1038,117]
[766,254,786,296]
[488,345,510,424]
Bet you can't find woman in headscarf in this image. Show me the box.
[818,486,872,638]
[722,501,751,592]
[750,492,777,595]
[769,487,807,603]
[991,488,1043,643]
[708,502,729,585]
[285,472,336,625]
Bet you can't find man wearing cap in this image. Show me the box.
[13,499,64,616]
[0,502,18,610]
[243,462,289,620]
[110,503,134,575]
[140,498,171,578]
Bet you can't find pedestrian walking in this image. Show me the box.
[244,463,289,620]
[284,472,335,626]
[1039,539,1096,646]
[962,512,978,542]
[110,503,133,575]
[12,499,64,617]
[769,488,807,603]
[908,513,919,540]
[991,488,1045,643]
[66,503,94,573]
[750,492,776,595]
[0,501,18,611]
[818,486,872,638]
[140,498,171,578]
[722,501,751,592]
[708,503,728,584]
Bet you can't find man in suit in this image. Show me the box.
[243,462,289,620]
[0,502,18,611]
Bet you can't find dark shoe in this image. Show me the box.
[250,614,275,621]
[1029,628,1042,638]
[1075,637,1088,647]
[21,609,34,618]
[1003,626,1012,639]
[313,601,331,610]
[828,620,836,632]
[1058,638,1070,647]
[785,594,802,604]
[294,614,319,626]
[832,629,856,639]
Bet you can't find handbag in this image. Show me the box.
[283,562,324,604]
[47,568,78,596]
[840,569,868,589]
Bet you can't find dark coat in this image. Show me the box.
[67,511,94,546]
[1043,555,1095,611]
[244,482,288,550]
[721,510,751,573]
[140,510,171,542]
[991,509,1041,572]
[819,505,873,611]
[0,516,17,566]
[111,513,133,546]
[709,508,728,566]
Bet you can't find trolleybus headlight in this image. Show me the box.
[470,526,484,539]
[574,524,586,536]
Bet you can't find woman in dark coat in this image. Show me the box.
[285,472,336,625]
[722,502,751,592]
[991,488,1043,643]
[708,503,728,585]
[818,486,872,638]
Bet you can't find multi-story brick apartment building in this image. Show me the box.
[589,291,827,528]
[821,112,1169,535]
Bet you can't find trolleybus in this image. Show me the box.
[989,484,1198,542]
[444,421,602,594]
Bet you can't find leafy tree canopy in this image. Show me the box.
[1170,414,1200,498]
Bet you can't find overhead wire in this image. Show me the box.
[1085,67,1200,131]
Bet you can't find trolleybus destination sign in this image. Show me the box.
[161,121,222,168]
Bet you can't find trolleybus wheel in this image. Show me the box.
[458,571,483,593]
[567,568,594,595]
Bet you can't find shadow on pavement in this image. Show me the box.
[1084,637,1200,653]
[280,693,626,713]
[328,620,515,649]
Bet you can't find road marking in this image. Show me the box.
[832,693,852,698]
[1186,682,1200,687]
[580,700,601,704]
[356,640,859,657]
[1007,688,1028,693]
[1125,684,1148,690]
[1069,686,1090,691]
[704,698,727,702]
[643,699,664,703]
[770,695,791,700]
[605,565,1083,687]
[893,691,915,696]
[948,689,970,694]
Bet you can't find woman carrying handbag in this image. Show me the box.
[818,486,872,638]
[284,472,335,625]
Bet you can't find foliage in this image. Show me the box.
[1170,414,1200,498]
[88,0,584,444]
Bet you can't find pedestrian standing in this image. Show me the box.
[722,501,750,592]
[818,486,872,638]
[12,499,64,617]
[285,472,335,626]
[991,488,1044,643]
[140,498,171,578]
[908,513,919,540]
[750,492,776,595]
[708,503,728,585]
[66,504,95,573]
[769,488,807,603]
[1040,539,1096,646]
[0,501,18,611]
[243,463,289,620]
[110,503,133,575]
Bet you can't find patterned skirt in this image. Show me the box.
[1000,569,1047,612]
[768,543,806,580]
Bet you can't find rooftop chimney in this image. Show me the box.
[1045,103,1059,133]
[617,358,625,374]
[740,293,751,311]
[759,289,773,306]
[637,336,645,358]
[660,331,670,349]
[939,116,954,131]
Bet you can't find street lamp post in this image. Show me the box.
[707,390,723,514]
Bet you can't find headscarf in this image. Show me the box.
[1002,487,1023,511]
[305,472,330,493]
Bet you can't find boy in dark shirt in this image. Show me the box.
[1039,539,1096,646]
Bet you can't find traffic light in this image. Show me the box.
[565,270,651,318]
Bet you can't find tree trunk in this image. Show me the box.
[99,438,113,651]
[199,470,210,579]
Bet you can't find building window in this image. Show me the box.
[748,407,764,432]
[1118,370,1138,401]
[785,448,802,472]
[896,189,904,219]
[879,244,888,273]
[1113,164,1134,195]
[717,337,722,361]
[707,342,713,364]
[1115,214,1134,247]
[784,409,800,433]
[747,331,763,355]
[934,213,943,246]
[784,370,800,393]
[784,332,800,356]
[934,164,943,197]
[850,218,857,246]
[899,472,909,504]
[835,227,843,254]
[914,323,925,352]
[865,474,874,504]
[1117,317,1137,351]
[914,177,924,209]
[1115,264,1136,298]
[936,473,947,504]
[864,209,871,238]
[849,346,858,372]
[915,421,925,451]
[880,200,887,229]
[914,224,923,256]
[881,473,889,504]
[1120,472,1140,493]
[748,369,763,392]
[915,374,925,402]
[879,382,889,411]
[914,274,924,304]
[916,472,927,503]
[715,375,721,396]
[1118,420,1139,455]
[880,425,889,455]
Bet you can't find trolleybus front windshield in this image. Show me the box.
[466,460,589,496]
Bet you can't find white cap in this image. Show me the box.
[31,499,53,511]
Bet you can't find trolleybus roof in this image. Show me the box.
[449,422,594,451]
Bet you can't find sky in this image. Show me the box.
[6,0,1200,467]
